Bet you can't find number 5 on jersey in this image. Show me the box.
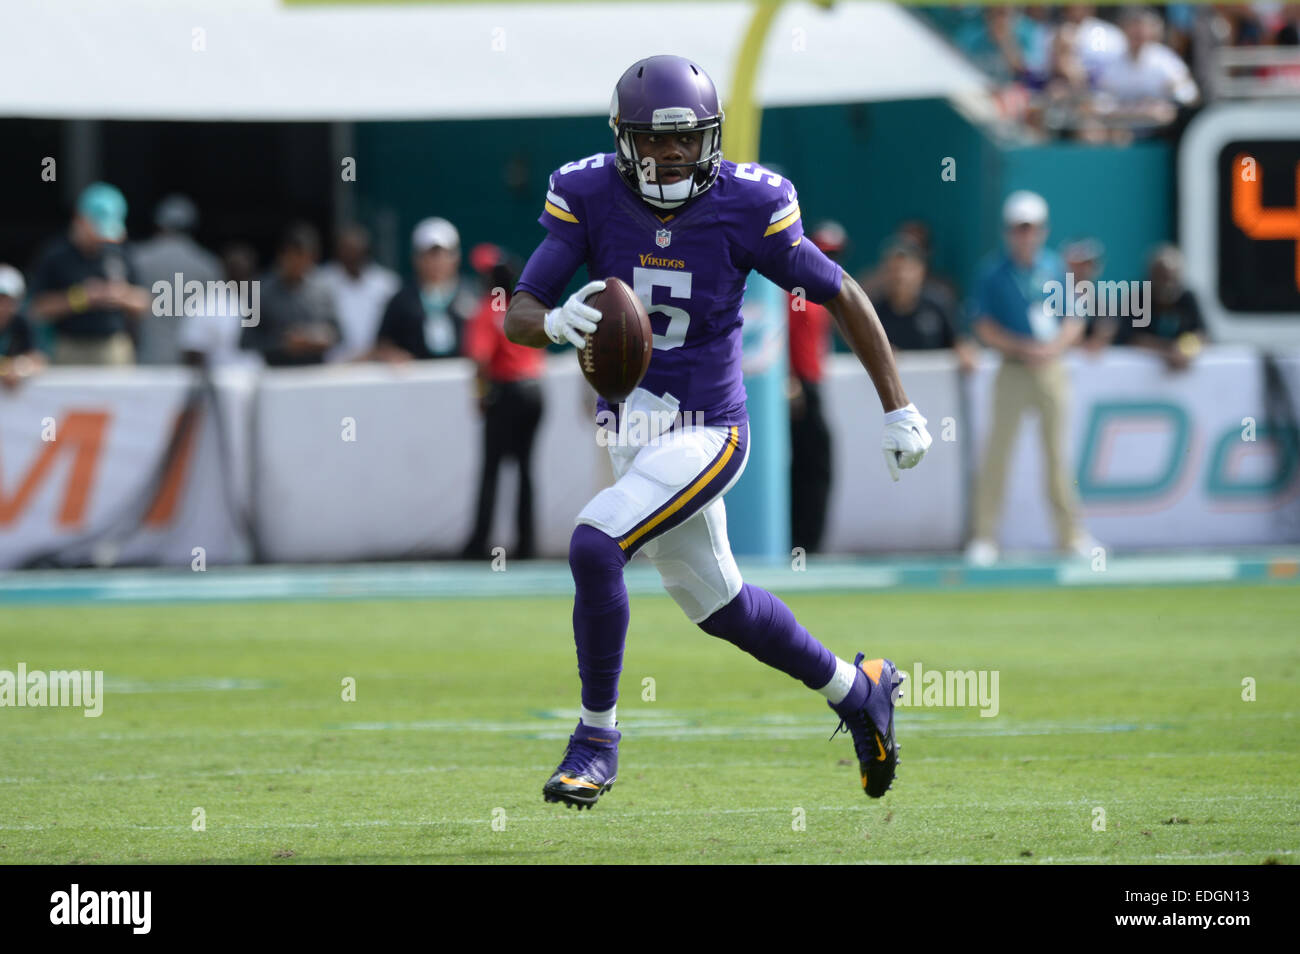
[633,266,692,351]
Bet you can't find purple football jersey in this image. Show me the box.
[515,153,843,426]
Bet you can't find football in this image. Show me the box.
[578,276,653,403]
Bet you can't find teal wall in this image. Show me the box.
[354,115,603,291]
[757,99,999,311]
[353,99,1173,310]
[997,140,1173,286]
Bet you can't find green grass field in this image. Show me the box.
[1,583,1297,864]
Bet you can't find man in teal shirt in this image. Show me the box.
[965,190,1096,565]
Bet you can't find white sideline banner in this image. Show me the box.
[819,352,969,553]
[250,358,607,563]
[963,346,1300,551]
[2,348,1297,568]
[0,366,254,570]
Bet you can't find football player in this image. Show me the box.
[505,55,932,808]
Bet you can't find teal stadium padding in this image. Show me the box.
[726,273,790,559]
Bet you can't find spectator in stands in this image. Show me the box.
[1061,4,1128,84]
[1265,8,1300,85]
[787,221,846,555]
[955,5,1042,83]
[1063,238,1118,353]
[373,217,478,361]
[1041,22,1092,95]
[460,245,544,560]
[28,182,149,365]
[239,223,340,366]
[0,264,44,389]
[318,224,399,363]
[1022,6,1057,79]
[873,234,977,373]
[966,191,1096,566]
[1162,3,1197,60]
[1119,243,1206,371]
[1213,3,1269,46]
[859,219,959,307]
[130,194,222,365]
[180,242,260,368]
[1278,6,1300,45]
[900,220,962,306]
[954,6,1048,123]
[1096,7,1199,141]
[1031,22,1110,142]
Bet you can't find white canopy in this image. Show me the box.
[3,0,988,121]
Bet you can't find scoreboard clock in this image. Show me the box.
[1181,102,1300,344]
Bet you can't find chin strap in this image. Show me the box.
[638,177,695,208]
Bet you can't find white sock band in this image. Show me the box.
[818,657,859,705]
[580,705,617,729]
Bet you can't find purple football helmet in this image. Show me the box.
[609,55,725,210]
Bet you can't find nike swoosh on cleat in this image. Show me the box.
[874,736,887,761]
[558,775,600,790]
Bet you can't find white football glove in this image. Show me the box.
[882,403,932,481]
[543,279,606,349]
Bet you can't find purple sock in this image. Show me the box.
[699,583,837,690]
[568,524,630,712]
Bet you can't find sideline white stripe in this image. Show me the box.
[1058,556,1239,586]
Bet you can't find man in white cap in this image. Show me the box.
[966,190,1096,565]
[372,217,478,361]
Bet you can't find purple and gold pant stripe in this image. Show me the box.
[617,424,749,557]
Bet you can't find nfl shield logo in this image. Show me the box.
[655,228,672,248]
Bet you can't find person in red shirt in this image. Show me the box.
[461,244,545,560]
[787,221,846,553]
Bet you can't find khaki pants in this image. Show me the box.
[52,332,135,366]
[972,358,1080,547]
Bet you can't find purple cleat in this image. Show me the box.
[543,721,621,809]
[828,654,905,798]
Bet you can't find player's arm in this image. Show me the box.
[752,190,930,479]
[507,166,608,349]
[823,270,909,413]
[503,291,552,348]
[506,233,604,349]
[747,180,908,412]
[824,271,932,480]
